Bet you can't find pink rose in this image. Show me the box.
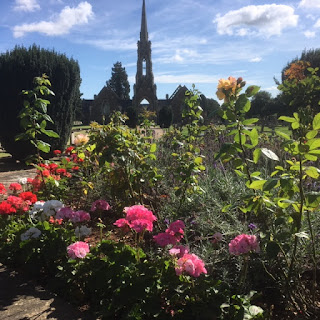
[67,241,90,259]
[229,234,260,256]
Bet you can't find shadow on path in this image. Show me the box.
[0,264,95,320]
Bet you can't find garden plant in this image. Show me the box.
[0,69,319,319]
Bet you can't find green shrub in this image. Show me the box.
[0,44,81,160]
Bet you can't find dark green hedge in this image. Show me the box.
[0,44,81,160]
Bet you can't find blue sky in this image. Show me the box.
[1,0,320,100]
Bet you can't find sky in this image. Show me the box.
[1,0,320,100]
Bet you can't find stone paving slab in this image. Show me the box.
[0,264,95,320]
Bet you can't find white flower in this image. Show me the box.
[42,200,64,220]
[75,225,91,238]
[21,227,42,241]
[18,177,28,185]
[29,201,45,220]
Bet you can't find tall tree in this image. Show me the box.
[0,45,81,160]
[106,62,130,100]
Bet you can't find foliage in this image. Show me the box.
[106,61,130,100]
[0,44,81,160]
[15,74,59,163]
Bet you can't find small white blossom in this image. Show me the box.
[18,177,28,185]
[21,227,42,241]
[75,225,91,238]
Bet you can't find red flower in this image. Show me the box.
[49,163,59,172]
[65,146,74,154]
[56,168,67,176]
[9,183,22,192]
[41,169,51,177]
[0,201,16,215]
[53,150,62,155]
[72,166,80,171]
[0,184,7,194]
[27,178,33,184]
[19,192,37,204]
[7,196,29,213]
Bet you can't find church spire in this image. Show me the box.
[140,0,148,41]
[133,0,158,111]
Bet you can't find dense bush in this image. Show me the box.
[0,44,81,160]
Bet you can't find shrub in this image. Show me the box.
[0,44,81,160]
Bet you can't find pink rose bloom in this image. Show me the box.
[115,205,157,233]
[166,220,185,235]
[169,245,188,258]
[67,241,90,259]
[130,219,153,233]
[153,232,177,247]
[124,205,157,224]
[229,234,260,256]
[175,253,207,278]
[91,199,111,212]
[114,218,130,228]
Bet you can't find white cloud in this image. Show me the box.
[214,4,298,37]
[14,0,40,12]
[315,19,320,28]
[13,2,93,38]
[250,57,262,62]
[304,30,316,38]
[83,39,137,51]
[299,0,320,9]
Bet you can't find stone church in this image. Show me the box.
[82,0,196,125]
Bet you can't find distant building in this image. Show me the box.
[82,0,204,126]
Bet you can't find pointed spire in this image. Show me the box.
[140,0,148,41]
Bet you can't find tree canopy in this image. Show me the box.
[106,61,130,100]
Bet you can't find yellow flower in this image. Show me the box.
[74,133,89,146]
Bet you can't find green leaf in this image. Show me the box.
[253,148,261,164]
[37,140,51,153]
[245,85,260,97]
[194,157,203,165]
[249,180,267,190]
[305,153,318,161]
[150,143,157,153]
[312,112,320,130]
[249,128,259,147]
[40,120,47,129]
[306,130,318,139]
[243,118,259,125]
[305,166,319,179]
[279,116,296,123]
[275,130,290,140]
[261,148,279,161]
[235,94,250,113]
[263,179,278,191]
[42,114,54,123]
[308,138,320,150]
[40,129,59,138]
[291,121,300,130]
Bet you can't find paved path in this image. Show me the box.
[0,264,95,320]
